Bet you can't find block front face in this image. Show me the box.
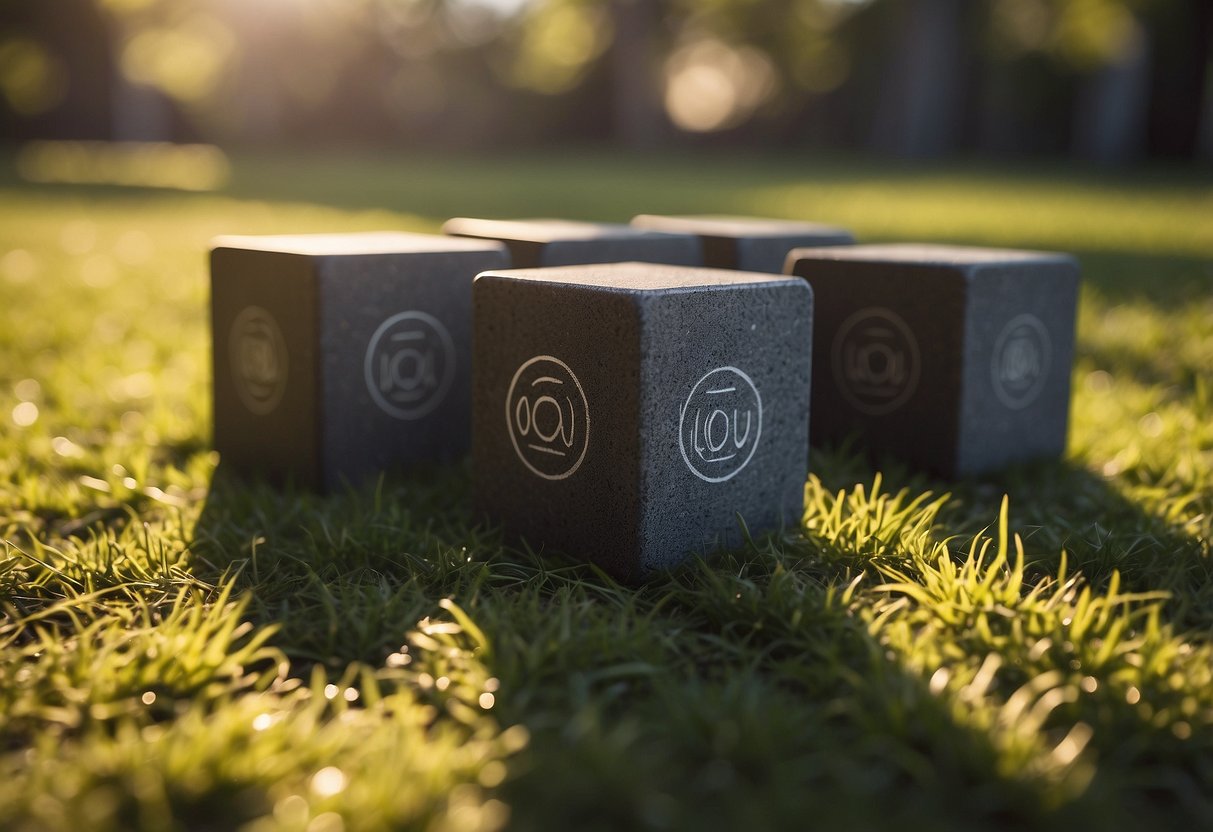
[445,218,702,269]
[734,235,852,274]
[473,278,643,578]
[789,256,966,475]
[956,260,1079,475]
[316,247,509,488]
[637,283,813,572]
[540,234,700,268]
[632,214,855,274]
[210,248,320,486]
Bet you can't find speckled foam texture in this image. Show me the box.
[956,260,1079,474]
[316,247,510,487]
[631,214,855,274]
[473,262,812,581]
[786,243,1079,478]
[210,232,508,491]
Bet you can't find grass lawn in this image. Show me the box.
[0,150,1211,831]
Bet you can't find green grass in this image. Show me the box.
[0,150,1211,831]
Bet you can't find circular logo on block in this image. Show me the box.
[678,366,763,483]
[832,307,921,416]
[991,313,1051,410]
[230,305,288,415]
[364,311,456,420]
[506,355,590,480]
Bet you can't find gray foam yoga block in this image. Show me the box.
[472,261,813,581]
[786,243,1080,477]
[443,217,701,268]
[631,214,854,273]
[210,231,508,490]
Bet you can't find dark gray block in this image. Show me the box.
[210,231,509,490]
[473,261,813,581]
[443,218,702,268]
[785,243,1080,477]
[631,214,854,273]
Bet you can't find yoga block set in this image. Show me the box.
[209,216,1080,577]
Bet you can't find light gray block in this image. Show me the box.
[632,214,854,273]
[473,261,813,581]
[786,243,1080,477]
[210,231,509,490]
[443,218,702,268]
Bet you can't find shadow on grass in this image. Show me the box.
[186,478,1098,830]
[187,459,613,668]
[812,444,1213,633]
[179,444,1213,830]
[188,460,486,667]
[495,566,1100,832]
[992,459,1213,631]
[455,507,1205,830]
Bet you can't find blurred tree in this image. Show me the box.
[0,0,1208,162]
[978,0,1206,163]
[0,0,112,142]
[608,0,665,148]
[1144,0,1213,159]
[867,0,969,158]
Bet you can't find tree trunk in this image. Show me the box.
[1201,58,1213,163]
[868,0,965,159]
[110,77,175,142]
[1072,16,1151,165]
[608,0,665,150]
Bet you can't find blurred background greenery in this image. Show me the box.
[1,0,1211,165]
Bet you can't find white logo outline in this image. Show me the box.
[364,310,456,421]
[230,305,288,416]
[505,355,590,481]
[831,307,921,416]
[678,366,763,483]
[991,313,1051,410]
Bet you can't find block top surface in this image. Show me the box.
[476,261,804,293]
[211,230,506,256]
[632,213,850,238]
[444,217,685,244]
[787,242,1074,268]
